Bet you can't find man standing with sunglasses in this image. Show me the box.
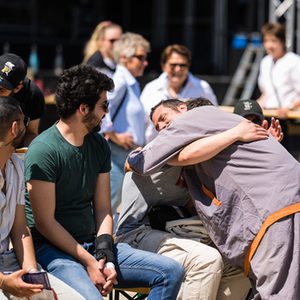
[101,32,150,213]
[141,44,218,144]
[0,53,45,146]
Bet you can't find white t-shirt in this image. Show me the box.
[258,52,300,109]
[141,72,218,143]
[0,154,25,254]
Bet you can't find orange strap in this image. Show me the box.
[201,184,221,207]
[244,202,300,277]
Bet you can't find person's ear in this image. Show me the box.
[10,120,19,138]
[120,55,129,65]
[79,104,88,115]
[13,84,23,94]
[177,103,188,113]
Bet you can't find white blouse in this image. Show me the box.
[258,52,300,109]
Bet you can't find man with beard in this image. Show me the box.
[0,96,85,299]
[24,65,184,300]
[0,53,45,146]
[126,99,300,299]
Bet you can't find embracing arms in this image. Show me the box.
[167,120,268,166]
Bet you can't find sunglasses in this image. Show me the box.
[132,55,148,62]
[102,100,109,112]
[24,116,30,127]
[14,116,30,127]
[169,63,188,69]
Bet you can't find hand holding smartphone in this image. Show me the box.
[22,271,51,290]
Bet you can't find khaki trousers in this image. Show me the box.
[163,218,251,300]
[158,237,250,300]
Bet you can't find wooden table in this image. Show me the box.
[219,106,300,119]
[44,96,300,120]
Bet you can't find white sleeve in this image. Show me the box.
[141,84,164,143]
[200,80,218,106]
[289,57,300,94]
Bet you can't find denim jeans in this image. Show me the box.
[0,249,84,300]
[36,242,183,300]
[109,141,131,213]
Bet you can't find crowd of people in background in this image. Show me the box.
[0,20,299,300]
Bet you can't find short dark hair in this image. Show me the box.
[150,99,183,121]
[55,64,114,119]
[150,97,213,121]
[185,97,214,109]
[0,96,23,140]
[262,22,286,44]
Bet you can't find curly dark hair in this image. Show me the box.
[0,96,23,140]
[55,64,114,119]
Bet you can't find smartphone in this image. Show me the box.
[22,271,52,290]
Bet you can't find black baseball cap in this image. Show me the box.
[234,100,264,121]
[0,53,27,90]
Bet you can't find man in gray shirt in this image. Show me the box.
[127,99,300,300]
[116,164,252,300]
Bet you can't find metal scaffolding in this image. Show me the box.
[269,0,296,51]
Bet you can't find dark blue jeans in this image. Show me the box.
[36,242,184,300]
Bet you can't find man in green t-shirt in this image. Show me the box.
[24,64,183,300]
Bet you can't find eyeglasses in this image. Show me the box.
[102,100,109,112]
[24,116,30,127]
[108,39,118,44]
[169,63,188,69]
[132,55,148,62]
[14,116,30,127]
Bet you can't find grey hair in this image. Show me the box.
[113,32,150,64]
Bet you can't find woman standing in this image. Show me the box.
[101,32,150,213]
[83,21,122,77]
[258,22,300,148]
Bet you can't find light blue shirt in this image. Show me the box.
[101,65,145,146]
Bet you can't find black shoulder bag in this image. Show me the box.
[111,89,128,122]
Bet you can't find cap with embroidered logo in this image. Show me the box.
[234,99,264,121]
[0,53,27,90]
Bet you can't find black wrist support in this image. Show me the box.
[95,234,115,264]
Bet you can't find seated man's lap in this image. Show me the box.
[36,243,103,300]
[36,242,183,299]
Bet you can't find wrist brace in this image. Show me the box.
[95,234,115,264]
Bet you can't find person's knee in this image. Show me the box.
[208,248,224,272]
[163,257,184,285]
[189,246,224,274]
